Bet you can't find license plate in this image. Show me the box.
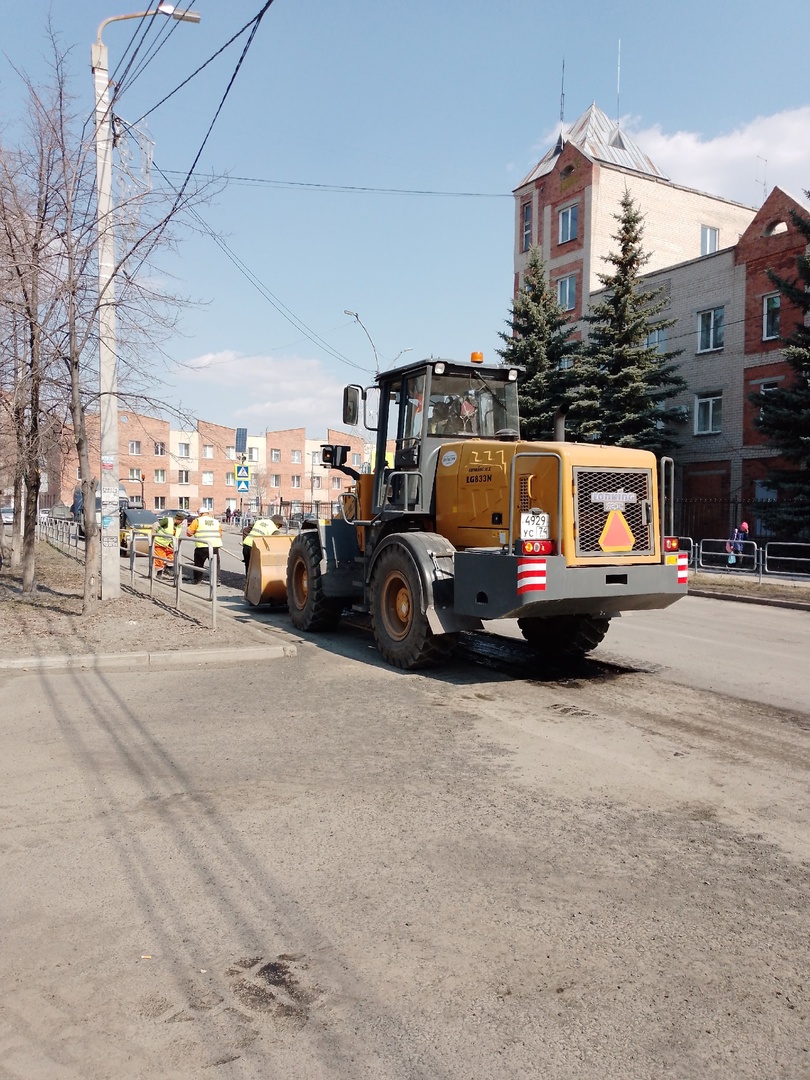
[520,511,550,540]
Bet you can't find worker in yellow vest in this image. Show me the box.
[187,507,223,584]
[241,517,279,573]
[153,510,187,578]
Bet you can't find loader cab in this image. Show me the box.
[344,357,521,520]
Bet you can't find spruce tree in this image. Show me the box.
[755,200,810,539]
[497,246,580,440]
[571,190,685,455]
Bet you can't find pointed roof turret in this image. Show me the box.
[516,102,669,188]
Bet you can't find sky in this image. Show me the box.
[3,0,810,438]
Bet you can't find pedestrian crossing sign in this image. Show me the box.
[235,464,250,480]
[236,479,250,492]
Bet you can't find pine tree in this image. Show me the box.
[755,201,810,539]
[497,246,580,440]
[571,190,685,455]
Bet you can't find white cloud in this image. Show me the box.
[177,351,350,435]
[626,107,810,208]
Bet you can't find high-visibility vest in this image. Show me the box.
[191,514,222,549]
[243,518,279,548]
[154,518,177,545]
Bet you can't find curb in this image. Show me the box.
[688,588,810,612]
[0,642,296,674]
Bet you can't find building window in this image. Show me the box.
[695,392,722,435]
[154,441,166,456]
[178,469,190,484]
[290,449,301,464]
[226,498,237,511]
[557,275,576,312]
[646,327,667,352]
[270,474,281,488]
[154,469,166,483]
[311,476,322,490]
[521,201,532,252]
[226,446,235,460]
[177,442,190,458]
[202,497,214,511]
[291,475,302,489]
[225,473,235,487]
[178,497,190,510]
[202,444,214,459]
[759,380,780,419]
[701,225,719,256]
[762,293,780,340]
[128,467,141,481]
[202,471,214,486]
[698,307,724,352]
[128,440,141,455]
[154,496,166,511]
[331,476,342,490]
[559,204,578,244]
[311,451,321,466]
[248,447,259,462]
[352,452,361,467]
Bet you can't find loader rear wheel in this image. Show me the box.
[286,532,342,632]
[518,614,610,657]
[370,545,455,670]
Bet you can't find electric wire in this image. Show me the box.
[160,171,512,198]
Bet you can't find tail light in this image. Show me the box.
[663,536,679,552]
[521,539,556,555]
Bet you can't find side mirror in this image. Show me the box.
[343,385,362,426]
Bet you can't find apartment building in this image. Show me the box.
[513,104,807,538]
[54,415,371,518]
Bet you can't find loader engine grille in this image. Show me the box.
[573,467,654,557]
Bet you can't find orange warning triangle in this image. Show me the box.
[598,509,635,552]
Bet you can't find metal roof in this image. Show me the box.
[517,103,670,188]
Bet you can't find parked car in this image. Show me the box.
[1,507,13,526]
[119,507,158,555]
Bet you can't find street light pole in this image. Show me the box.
[91,3,200,600]
[344,310,380,374]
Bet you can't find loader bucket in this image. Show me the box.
[244,533,294,606]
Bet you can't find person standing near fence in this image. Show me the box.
[153,510,186,578]
[187,508,223,584]
[726,521,749,566]
[241,517,279,573]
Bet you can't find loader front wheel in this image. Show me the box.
[286,532,342,632]
[370,545,455,670]
[518,614,609,657]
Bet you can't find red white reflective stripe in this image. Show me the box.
[677,553,689,584]
[517,557,547,593]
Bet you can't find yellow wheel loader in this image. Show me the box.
[245,355,687,669]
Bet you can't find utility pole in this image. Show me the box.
[91,4,200,599]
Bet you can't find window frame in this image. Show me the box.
[291,475,302,489]
[201,471,214,486]
[558,204,578,244]
[557,274,576,312]
[154,441,166,457]
[154,469,166,484]
[128,440,141,455]
[762,293,780,341]
[290,449,302,464]
[247,446,259,462]
[177,442,191,459]
[694,392,722,435]
[154,496,166,511]
[178,469,190,484]
[697,306,725,353]
[700,225,719,256]
[202,444,214,459]
[521,200,532,253]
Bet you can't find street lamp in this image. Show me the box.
[344,310,380,375]
[92,3,200,600]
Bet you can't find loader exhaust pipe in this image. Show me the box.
[553,405,568,442]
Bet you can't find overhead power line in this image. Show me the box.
[159,171,512,198]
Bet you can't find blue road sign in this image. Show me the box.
[236,478,250,493]
[235,464,250,480]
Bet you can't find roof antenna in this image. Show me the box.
[553,57,565,155]
[616,39,621,128]
[756,155,768,206]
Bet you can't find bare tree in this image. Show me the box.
[0,40,216,609]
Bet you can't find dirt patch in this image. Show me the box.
[0,542,267,660]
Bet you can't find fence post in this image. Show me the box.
[210,547,217,631]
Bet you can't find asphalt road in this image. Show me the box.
[1,593,808,1079]
[488,594,810,714]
